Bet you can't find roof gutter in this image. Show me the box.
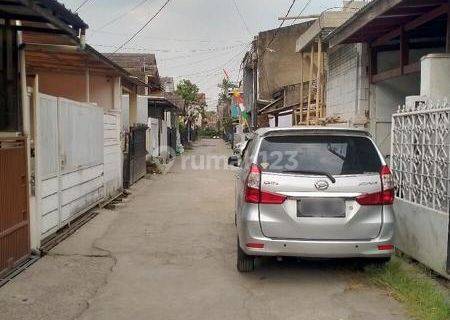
[22,42,148,89]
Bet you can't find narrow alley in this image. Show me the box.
[0,139,406,320]
[1,1,450,320]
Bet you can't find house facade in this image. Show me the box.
[243,22,315,129]
[326,0,450,278]
[0,0,88,276]
[0,0,149,277]
[293,2,366,126]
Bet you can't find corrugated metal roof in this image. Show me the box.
[327,0,448,47]
[0,0,88,39]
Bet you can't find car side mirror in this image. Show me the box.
[228,155,239,167]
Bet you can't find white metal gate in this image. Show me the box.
[160,120,168,157]
[104,111,122,200]
[36,94,105,239]
[149,117,159,157]
[391,98,450,212]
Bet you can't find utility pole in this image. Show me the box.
[251,38,258,130]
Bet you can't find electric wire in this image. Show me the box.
[94,43,246,53]
[174,44,250,78]
[289,0,313,26]
[231,0,252,36]
[75,0,95,12]
[168,48,245,70]
[91,29,247,44]
[111,0,173,54]
[264,0,297,52]
[95,0,153,31]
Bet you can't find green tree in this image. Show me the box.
[176,79,200,107]
[176,79,205,128]
[217,78,236,104]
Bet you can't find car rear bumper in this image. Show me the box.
[241,237,394,258]
[237,204,394,258]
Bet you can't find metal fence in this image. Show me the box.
[0,137,30,277]
[168,127,177,157]
[391,98,450,213]
[123,125,147,188]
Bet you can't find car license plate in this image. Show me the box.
[297,198,345,218]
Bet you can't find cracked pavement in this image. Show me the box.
[0,139,408,320]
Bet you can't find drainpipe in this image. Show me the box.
[17,23,29,139]
[17,21,39,251]
[79,28,86,50]
[447,203,450,274]
[355,46,360,120]
[85,67,90,103]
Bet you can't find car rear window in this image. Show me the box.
[257,135,382,175]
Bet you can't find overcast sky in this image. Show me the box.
[60,0,343,109]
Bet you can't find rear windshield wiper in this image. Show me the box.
[281,170,336,184]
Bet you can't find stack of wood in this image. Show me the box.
[294,39,326,126]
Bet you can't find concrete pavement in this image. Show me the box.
[0,139,407,320]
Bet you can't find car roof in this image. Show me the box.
[255,126,371,137]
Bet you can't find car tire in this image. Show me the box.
[237,240,255,272]
[371,257,391,266]
[360,257,391,268]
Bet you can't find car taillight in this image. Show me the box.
[260,190,287,204]
[356,165,394,205]
[244,164,287,204]
[378,244,394,251]
[244,164,261,203]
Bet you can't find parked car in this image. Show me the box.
[228,127,395,272]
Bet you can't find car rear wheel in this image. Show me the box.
[237,240,255,272]
[371,257,391,266]
[359,257,391,268]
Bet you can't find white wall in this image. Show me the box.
[326,43,369,125]
[104,112,122,200]
[121,95,130,133]
[149,117,159,157]
[326,42,422,155]
[369,74,420,155]
[128,93,138,125]
[421,54,450,100]
[137,95,148,125]
[269,114,292,127]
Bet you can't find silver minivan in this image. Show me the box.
[228,127,395,272]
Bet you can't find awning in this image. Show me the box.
[0,0,88,42]
[328,0,449,47]
[147,94,184,113]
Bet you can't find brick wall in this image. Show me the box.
[326,43,369,125]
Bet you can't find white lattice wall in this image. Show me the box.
[391,98,450,213]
